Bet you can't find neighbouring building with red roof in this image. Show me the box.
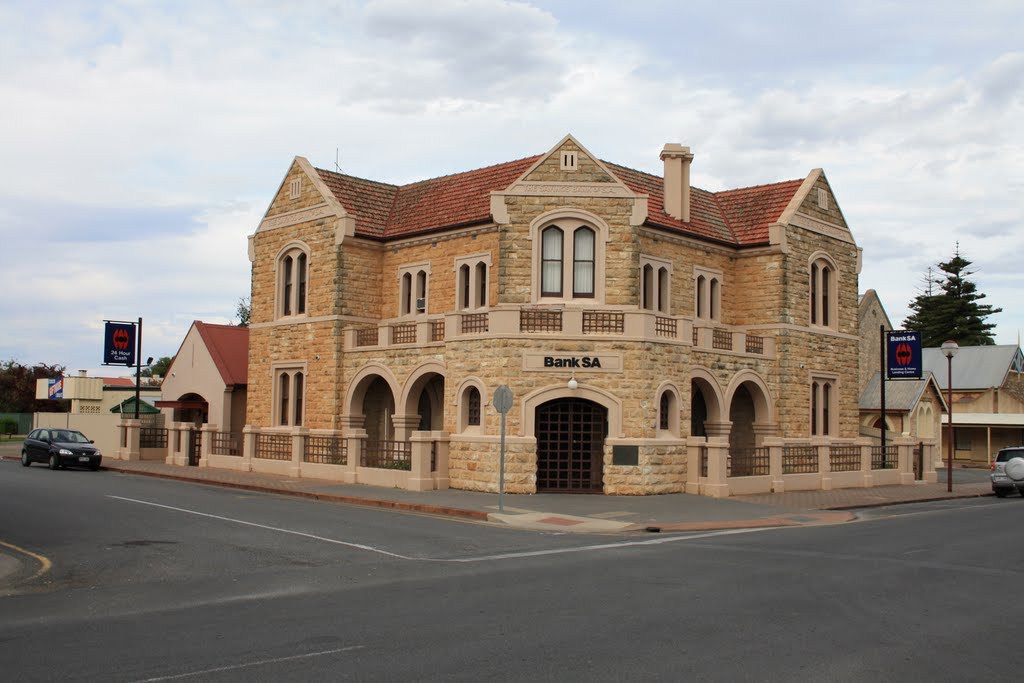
[156,322,248,462]
[234,135,935,495]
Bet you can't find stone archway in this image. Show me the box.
[535,398,607,493]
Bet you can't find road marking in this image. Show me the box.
[109,496,416,559]
[0,539,52,581]
[134,645,364,681]
[109,495,764,562]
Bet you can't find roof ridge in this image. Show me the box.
[316,167,399,189]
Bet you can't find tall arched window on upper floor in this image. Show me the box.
[640,255,672,314]
[541,226,564,297]
[694,267,722,322]
[277,245,309,319]
[531,211,608,304]
[399,264,431,316]
[573,227,595,297]
[455,254,491,311]
[809,254,837,329]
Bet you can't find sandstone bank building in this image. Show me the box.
[244,135,874,496]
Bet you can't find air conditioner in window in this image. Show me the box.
[415,298,426,311]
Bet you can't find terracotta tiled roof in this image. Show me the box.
[715,179,805,244]
[194,322,249,386]
[315,152,802,247]
[102,377,136,388]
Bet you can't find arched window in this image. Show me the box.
[694,268,721,321]
[399,264,430,316]
[541,226,564,297]
[811,376,837,436]
[657,387,679,435]
[454,255,491,311]
[573,227,595,297]
[810,255,837,328]
[274,367,307,427]
[467,387,481,426]
[659,392,670,430]
[277,245,309,319]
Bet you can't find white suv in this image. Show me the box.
[991,447,1024,498]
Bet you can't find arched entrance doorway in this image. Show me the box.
[535,398,607,493]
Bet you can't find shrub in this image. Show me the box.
[0,418,17,439]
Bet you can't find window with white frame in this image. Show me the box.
[809,254,837,328]
[640,255,672,314]
[536,222,604,301]
[274,366,306,427]
[694,267,722,321]
[810,375,837,436]
[399,263,431,316]
[277,245,309,319]
[455,254,491,310]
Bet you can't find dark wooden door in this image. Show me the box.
[536,399,606,493]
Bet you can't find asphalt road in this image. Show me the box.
[2,460,1022,682]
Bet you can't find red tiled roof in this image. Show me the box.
[315,152,803,246]
[194,322,249,386]
[102,377,136,387]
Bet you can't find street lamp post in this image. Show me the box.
[941,340,959,492]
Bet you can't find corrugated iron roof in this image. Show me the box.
[923,345,1023,390]
[194,322,249,386]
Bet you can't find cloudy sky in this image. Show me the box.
[2,0,1021,377]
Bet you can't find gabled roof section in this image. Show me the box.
[317,156,539,240]
[924,345,1024,390]
[606,161,803,245]
[860,371,947,413]
[194,322,249,387]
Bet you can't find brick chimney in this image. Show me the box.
[660,143,694,222]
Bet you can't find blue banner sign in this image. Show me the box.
[887,330,922,379]
[47,377,63,400]
[104,321,137,366]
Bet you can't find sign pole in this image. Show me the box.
[491,385,514,514]
[880,326,887,460]
[134,317,142,420]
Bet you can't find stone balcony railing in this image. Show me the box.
[345,307,775,359]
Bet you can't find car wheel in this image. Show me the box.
[995,489,1008,498]
[21,450,31,467]
[48,454,60,470]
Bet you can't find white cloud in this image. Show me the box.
[1,0,1022,375]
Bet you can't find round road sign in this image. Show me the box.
[493,385,513,414]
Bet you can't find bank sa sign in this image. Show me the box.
[544,356,603,368]
[886,330,922,379]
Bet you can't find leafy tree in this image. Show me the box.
[904,245,1001,346]
[0,359,68,413]
[235,296,250,327]
[140,356,174,379]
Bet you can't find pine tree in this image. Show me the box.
[903,244,1001,346]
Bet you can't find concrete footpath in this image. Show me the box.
[1,437,993,534]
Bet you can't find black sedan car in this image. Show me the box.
[22,428,102,470]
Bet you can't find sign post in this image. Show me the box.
[881,329,923,468]
[492,385,514,513]
[104,318,144,419]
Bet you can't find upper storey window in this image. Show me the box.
[532,211,607,303]
[809,254,837,329]
[277,244,309,319]
[640,255,672,314]
[400,263,430,316]
[455,254,491,310]
[694,267,722,322]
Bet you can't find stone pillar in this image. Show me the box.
[817,439,832,490]
[166,422,184,465]
[199,423,217,467]
[345,429,366,483]
[703,420,732,439]
[895,436,916,485]
[242,425,258,472]
[433,432,450,490]
[289,427,307,478]
[765,437,785,492]
[921,440,938,484]
[752,423,780,446]
[118,419,141,461]
[408,430,435,491]
[685,436,705,495]
[704,437,730,498]
[859,438,873,488]
[392,414,421,443]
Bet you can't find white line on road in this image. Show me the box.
[109,495,765,562]
[134,645,365,681]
